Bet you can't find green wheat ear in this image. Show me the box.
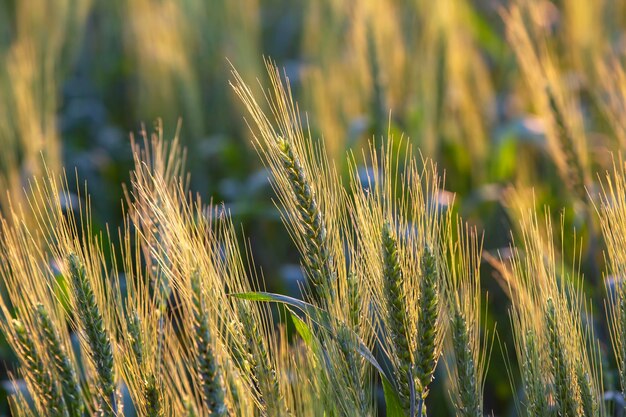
[522,330,549,416]
[545,87,588,200]
[126,312,163,417]
[190,272,227,416]
[450,305,480,417]
[144,374,163,417]
[336,324,368,415]
[413,245,440,403]
[381,222,412,411]
[346,269,361,330]
[236,300,287,416]
[34,304,83,417]
[13,319,69,417]
[545,297,582,416]
[67,253,117,416]
[127,310,143,365]
[277,137,336,303]
[575,360,596,417]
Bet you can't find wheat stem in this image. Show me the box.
[620,288,626,396]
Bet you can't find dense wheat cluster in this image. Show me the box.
[6,0,626,416]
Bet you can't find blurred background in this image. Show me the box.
[1,0,626,415]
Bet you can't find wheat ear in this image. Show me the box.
[127,311,143,366]
[277,137,336,303]
[237,300,288,416]
[545,298,582,416]
[575,360,596,417]
[34,304,83,417]
[68,253,117,416]
[190,272,227,416]
[13,319,69,417]
[450,305,480,417]
[545,87,588,201]
[144,374,163,417]
[521,330,549,415]
[381,222,412,410]
[126,311,163,417]
[413,246,440,404]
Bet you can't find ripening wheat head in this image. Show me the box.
[0,122,303,417]
[505,206,602,417]
[230,59,346,308]
[124,128,275,415]
[273,326,320,417]
[0,210,84,417]
[0,165,123,416]
[503,3,591,202]
[346,137,448,414]
[231,59,376,416]
[597,157,626,398]
[443,219,490,417]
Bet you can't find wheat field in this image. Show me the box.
[2,0,626,416]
